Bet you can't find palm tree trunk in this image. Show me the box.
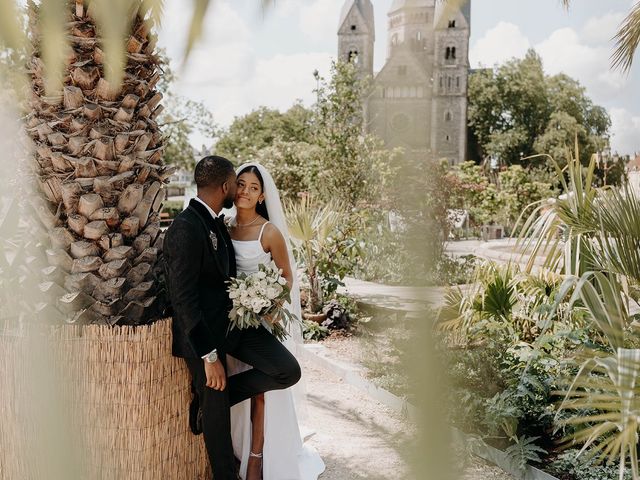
[26,0,171,326]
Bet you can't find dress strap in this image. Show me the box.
[258,222,270,243]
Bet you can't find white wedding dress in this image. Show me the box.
[227,222,325,480]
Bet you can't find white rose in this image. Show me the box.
[266,286,280,300]
[229,290,239,299]
[256,271,267,279]
[251,297,264,313]
[277,276,286,286]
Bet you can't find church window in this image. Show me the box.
[456,76,460,89]
[448,20,456,28]
[452,47,456,59]
[398,65,407,76]
[447,77,452,89]
[391,113,410,132]
[445,111,452,122]
[445,47,450,59]
[439,76,443,88]
[348,50,359,64]
[446,134,451,142]
[351,25,357,31]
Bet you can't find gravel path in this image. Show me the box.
[302,358,414,479]
[301,357,515,479]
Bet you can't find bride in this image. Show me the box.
[225,162,325,480]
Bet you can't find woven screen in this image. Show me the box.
[0,318,210,479]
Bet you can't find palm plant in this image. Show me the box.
[23,0,173,325]
[285,195,340,313]
[516,148,640,475]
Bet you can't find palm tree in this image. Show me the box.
[24,0,172,325]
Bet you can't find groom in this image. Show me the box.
[163,155,301,479]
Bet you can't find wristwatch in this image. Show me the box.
[204,349,218,364]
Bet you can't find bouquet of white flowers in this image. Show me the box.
[227,261,300,341]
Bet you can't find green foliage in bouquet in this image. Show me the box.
[227,262,300,341]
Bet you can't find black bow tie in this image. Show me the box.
[215,214,226,228]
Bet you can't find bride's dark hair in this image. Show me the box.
[238,165,269,220]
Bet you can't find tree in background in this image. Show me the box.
[215,103,314,162]
[468,50,612,176]
[313,61,399,207]
[447,161,556,233]
[214,62,398,207]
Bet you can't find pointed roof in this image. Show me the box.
[339,0,374,33]
[389,0,433,14]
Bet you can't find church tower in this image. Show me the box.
[366,0,435,156]
[431,1,470,164]
[337,0,375,78]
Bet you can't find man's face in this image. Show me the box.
[223,172,237,209]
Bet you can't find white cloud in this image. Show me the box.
[534,27,629,99]
[610,108,640,155]
[469,22,531,67]
[581,12,625,45]
[158,0,253,78]
[298,0,344,42]
[174,51,333,146]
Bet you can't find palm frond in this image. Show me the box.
[555,349,640,478]
[612,1,640,73]
[0,0,26,50]
[39,0,69,95]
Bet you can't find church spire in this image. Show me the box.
[337,0,375,78]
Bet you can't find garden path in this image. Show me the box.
[302,349,514,479]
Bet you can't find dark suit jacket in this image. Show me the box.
[163,198,239,358]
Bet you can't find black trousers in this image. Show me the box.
[185,325,301,480]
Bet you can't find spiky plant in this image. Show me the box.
[24,0,173,326]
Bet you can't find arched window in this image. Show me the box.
[445,47,451,59]
[451,47,456,59]
[448,20,456,28]
[348,50,359,64]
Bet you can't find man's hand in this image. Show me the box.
[204,359,226,391]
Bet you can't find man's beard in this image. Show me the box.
[223,195,234,209]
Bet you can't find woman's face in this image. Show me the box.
[235,171,264,210]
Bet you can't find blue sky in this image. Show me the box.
[158,0,639,155]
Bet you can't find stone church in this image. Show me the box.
[338,0,470,164]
